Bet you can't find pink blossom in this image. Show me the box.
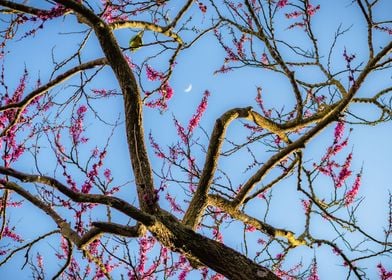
[146,65,164,81]
[213,228,223,243]
[35,4,68,21]
[188,90,210,133]
[145,83,174,111]
[343,48,356,84]
[210,274,225,280]
[103,169,112,181]
[55,238,70,259]
[197,1,207,13]
[92,88,117,97]
[255,87,272,117]
[334,120,345,143]
[0,249,9,256]
[306,4,320,16]
[174,117,188,144]
[165,192,184,213]
[288,22,306,29]
[336,152,352,188]
[77,105,87,115]
[245,225,256,232]
[2,226,23,242]
[308,259,319,280]
[257,238,266,245]
[277,0,288,8]
[161,83,173,100]
[148,132,166,158]
[233,34,247,58]
[36,253,44,269]
[136,236,155,275]
[302,199,311,214]
[213,65,233,75]
[285,11,302,19]
[243,123,263,132]
[261,53,269,65]
[101,1,128,23]
[378,263,392,280]
[81,181,92,193]
[6,70,27,105]
[345,173,361,206]
[70,105,88,144]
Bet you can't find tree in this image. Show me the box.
[0,0,391,279]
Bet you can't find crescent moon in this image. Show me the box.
[184,84,192,93]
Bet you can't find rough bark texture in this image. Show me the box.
[152,210,280,280]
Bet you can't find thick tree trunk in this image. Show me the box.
[150,210,280,280]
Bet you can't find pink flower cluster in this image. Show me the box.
[92,88,117,97]
[277,0,288,8]
[35,4,68,21]
[285,3,320,29]
[144,65,174,111]
[146,65,165,81]
[0,73,30,166]
[36,253,44,270]
[135,236,156,277]
[165,192,184,213]
[196,1,207,13]
[302,199,311,214]
[101,0,128,23]
[308,259,319,280]
[233,34,247,59]
[149,132,166,158]
[314,120,361,200]
[55,237,69,259]
[343,48,356,85]
[214,29,238,63]
[81,150,107,194]
[2,226,23,242]
[69,105,88,145]
[344,173,361,206]
[336,152,352,188]
[188,90,210,133]
[261,53,269,65]
[378,263,392,280]
[255,87,272,117]
[213,227,223,243]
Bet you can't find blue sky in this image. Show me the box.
[1,0,392,279]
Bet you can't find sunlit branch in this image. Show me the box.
[234,38,392,205]
[243,157,298,203]
[109,21,183,44]
[183,107,290,229]
[208,194,307,247]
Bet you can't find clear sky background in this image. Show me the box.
[1,0,392,279]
